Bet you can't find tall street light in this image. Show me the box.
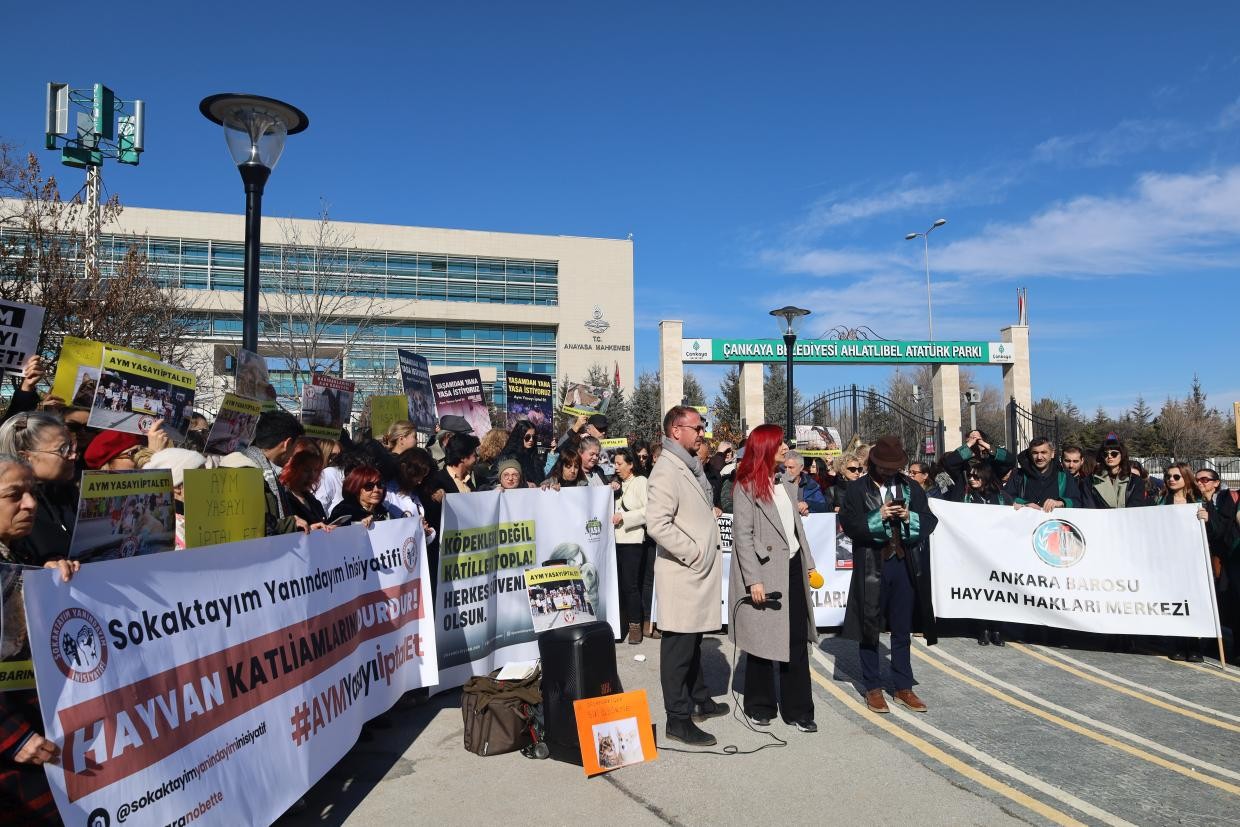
[200,94,309,354]
[770,305,810,443]
[905,217,947,341]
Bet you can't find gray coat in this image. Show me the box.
[727,481,818,662]
[647,449,724,633]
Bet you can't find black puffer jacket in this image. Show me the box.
[1002,450,1082,508]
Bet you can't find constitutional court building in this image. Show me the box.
[96,207,635,417]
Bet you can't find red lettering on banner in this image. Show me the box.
[57,580,423,802]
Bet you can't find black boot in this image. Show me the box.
[664,718,717,746]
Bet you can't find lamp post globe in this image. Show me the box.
[200,94,309,355]
[769,306,811,444]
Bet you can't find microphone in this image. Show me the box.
[808,570,825,589]
[744,591,782,605]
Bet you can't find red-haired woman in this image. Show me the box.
[328,465,390,527]
[280,438,331,529]
[727,424,820,732]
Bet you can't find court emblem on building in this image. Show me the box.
[1032,519,1086,568]
[585,306,610,335]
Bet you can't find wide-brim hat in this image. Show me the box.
[869,435,909,470]
[438,415,473,434]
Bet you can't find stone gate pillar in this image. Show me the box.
[659,320,684,416]
[738,362,765,435]
[1002,324,1033,449]
[932,364,963,452]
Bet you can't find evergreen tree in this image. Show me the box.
[711,366,741,438]
[628,371,663,442]
[763,364,804,430]
[683,372,707,407]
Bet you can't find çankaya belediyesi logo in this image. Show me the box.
[50,607,109,682]
[1032,519,1086,568]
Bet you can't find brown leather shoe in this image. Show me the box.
[644,621,662,640]
[865,689,889,713]
[894,689,927,712]
[627,623,642,645]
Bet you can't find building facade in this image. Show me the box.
[90,207,635,420]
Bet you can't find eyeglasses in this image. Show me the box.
[29,443,78,459]
[1104,450,1122,458]
[676,423,705,433]
[360,482,381,491]
[844,465,864,473]
[1164,473,1182,481]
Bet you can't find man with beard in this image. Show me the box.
[1003,437,1081,512]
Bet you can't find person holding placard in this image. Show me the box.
[0,413,78,563]
[728,425,819,732]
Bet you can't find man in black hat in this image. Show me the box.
[839,435,938,714]
[430,415,473,469]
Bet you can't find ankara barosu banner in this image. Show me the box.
[24,518,437,826]
[435,487,619,690]
[929,500,1219,637]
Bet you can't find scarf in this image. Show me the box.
[243,445,286,519]
[661,437,714,502]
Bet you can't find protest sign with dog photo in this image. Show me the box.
[205,392,263,454]
[68,470,176,562]
[302,373,355,438]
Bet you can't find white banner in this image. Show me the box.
[717,513,849,627]
[24,518,436,826]
[929,500,1219,637]
[435,487,619,689]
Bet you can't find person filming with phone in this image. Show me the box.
[839,435,938,715]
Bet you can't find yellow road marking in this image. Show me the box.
[806,665,1087,826]
[1160,656,1240,686]
[910,645,1240,797]
[810,648,1138,827]
[1010,643,1240,733]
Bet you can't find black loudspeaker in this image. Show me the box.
[538,621,622,763]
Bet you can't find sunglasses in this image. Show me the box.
[360,482,381,491]
[1164,473,1182,481]
[844,465,863,473]
[1104,450,1122,458]
[967,471,981,479]
[523,433,535,441]
[677,423,705,433]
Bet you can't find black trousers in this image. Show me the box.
[616,542,645,627]
[743,552,813,723]
[660,631,709,720]
[859,554,916,691]
[641,539,656,621]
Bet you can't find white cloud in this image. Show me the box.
[758,247,900,277]
[935,166,1240,278]
[1032,119,1195,167]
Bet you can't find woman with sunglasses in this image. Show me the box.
[960,462,1015,645]
[1154,463,1211,661]
[499,419,545,487]
[328,465,391,527]
[0,412,79,563]
[832,452,867,510]
[1082,433,1150,509]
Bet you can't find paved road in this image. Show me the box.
[281,632,1240,826]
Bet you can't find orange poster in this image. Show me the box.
[572,689,657,776]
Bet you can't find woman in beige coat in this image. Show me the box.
[728,424,819,732]
[611,448,649,644]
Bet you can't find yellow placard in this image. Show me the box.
[524,565,582,587]
[182,467,266,548]
[370,394,409,438]
[51,336,158,405]
[101,348,195,389]
[600,438,629,450]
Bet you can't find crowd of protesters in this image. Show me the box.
[1,342,1238,816]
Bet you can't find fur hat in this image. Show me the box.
[868,435,909,470]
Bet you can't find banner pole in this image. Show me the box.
[1199,518,1227,670]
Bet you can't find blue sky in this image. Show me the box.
[4,3,1238,416]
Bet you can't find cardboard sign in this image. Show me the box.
[69,470,176,561]
[235,348,278,411]
[506,371,554,448]
[87,347,197,441]
[573,690,657,776]
[398,349,437,435]
[51,336,158,408]
[524,565,597,633]
[302,374,355,438]
[182,467,266,548]
[561,382,612,417]
[205,393,263,455]
[370,394,409,439]
[0,301,45,377]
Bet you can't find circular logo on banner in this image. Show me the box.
[119,536,140,558]
[401,536,419,574]
[50,608,109,682]
[1032,519,1086,568]
[137,416,154,432]
[86,808,110,827]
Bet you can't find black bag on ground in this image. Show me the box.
[539,621,621,763]
[461,668,542,756]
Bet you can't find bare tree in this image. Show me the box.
[0,144,199,379]
[260,204,382,408]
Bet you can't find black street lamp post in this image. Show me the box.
[770,305,810,443]
[200,94,309,354]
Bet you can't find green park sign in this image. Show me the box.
[681,338,1016,365]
